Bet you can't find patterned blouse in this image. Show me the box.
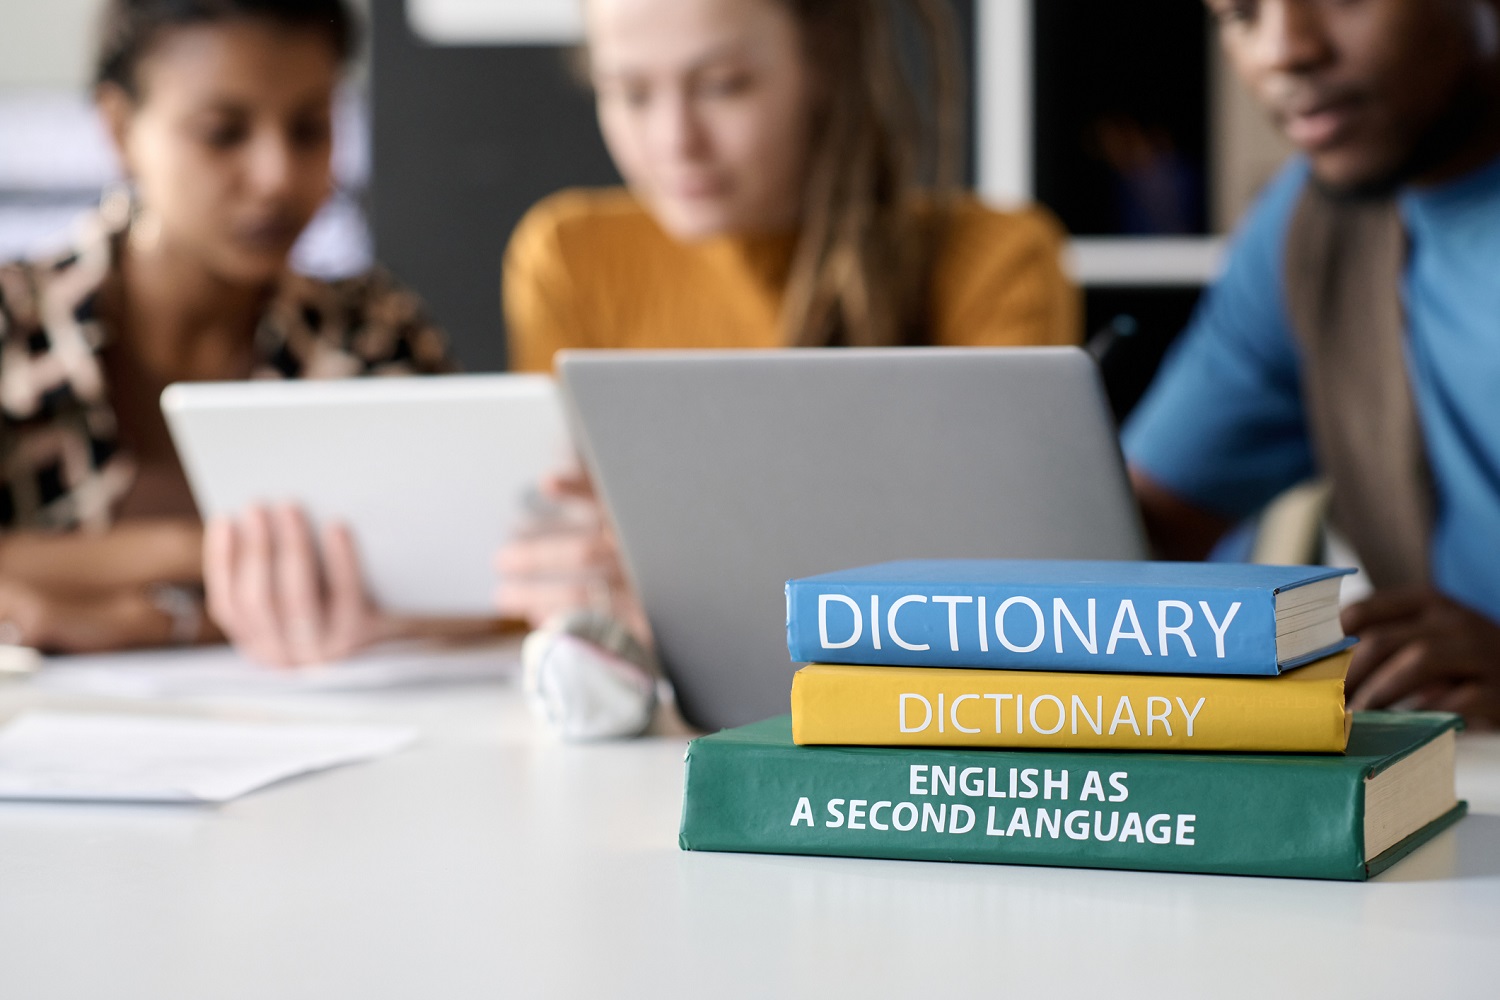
[0,212,453,532]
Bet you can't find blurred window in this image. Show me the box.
[407,0,582,44]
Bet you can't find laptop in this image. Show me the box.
[162,374,569,616]
[558,347,1147,731]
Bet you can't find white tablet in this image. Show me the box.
[162,374,569,615]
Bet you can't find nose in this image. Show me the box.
[654,89,711,163]
[1251,0,1336,74]
[243,129,300,200]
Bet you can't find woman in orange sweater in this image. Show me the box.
[505,0,1076,372]
[498,0,1080,631]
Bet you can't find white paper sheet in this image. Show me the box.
[37,641,519,699]
[0,712,417,803]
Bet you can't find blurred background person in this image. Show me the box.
[0,0,451,657]
[505,0,1077,368]
[496,0,1079,632]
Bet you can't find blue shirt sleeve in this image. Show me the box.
[1122,159,1317,520]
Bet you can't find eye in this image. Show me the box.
[699,71,753,99]
[1208,0,1257,25]
[289,116,332,150]
[198,119,248,149]
[597,76,653,110]
[620,84,652,109]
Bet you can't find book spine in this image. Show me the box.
[790,663,1349,752]
[786,579,1279,675]
[679,739,1367,879]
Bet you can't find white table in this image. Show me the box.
[0,654,1495,1000]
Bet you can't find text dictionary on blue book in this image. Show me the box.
[785,560,1355,676]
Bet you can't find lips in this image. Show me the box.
[233,217,302,252]
[666,176,730,200]
[1281,95,1363,151]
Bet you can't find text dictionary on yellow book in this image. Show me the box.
[791,650,1352,752]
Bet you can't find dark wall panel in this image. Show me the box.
[370,0,618,371]
[1086,286,1203,422]
[1033,0,1210,236]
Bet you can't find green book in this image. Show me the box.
[679,712,1466,880]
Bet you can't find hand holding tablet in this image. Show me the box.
[163,374,572,663]
[493,468,649,643]
[204,505,391,668]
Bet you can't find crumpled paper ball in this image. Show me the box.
[521,612,659,741]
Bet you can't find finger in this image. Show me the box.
[495,532,584,575]
[1410,683,1457,711]
[238,506,292,667]
[272,505,326,666]
[1347,622,1423,691]
[493,578,606,626]
[1432,683,1482,716]
[213,517,281,668]
[1341,588,1431,635]
[1349,641,1435,710]
[1448,686,1500,729]
[519,487,606,540]
[322,521,372,661]
[495,530,619,578]
[234,508,292,668]
[543,466,595,500]
[203,516,240,633]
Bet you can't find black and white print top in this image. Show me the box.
[0,212,453,532]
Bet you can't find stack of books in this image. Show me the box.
[679,560,1467,880]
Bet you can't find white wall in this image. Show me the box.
[0,0,373,270]
[0,0,373,91]
[407,0,582,44]
[0,0,101,90]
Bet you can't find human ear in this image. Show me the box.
[94,82,140,180]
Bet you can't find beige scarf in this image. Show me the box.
[1281,183,1434,589]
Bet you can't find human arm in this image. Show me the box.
[0,519,201,591]
[0,521,215,653]
[1341,589,1500,725]
[1129,466,1235,562]
[0,577,211,654]
[1121,162,1317,551]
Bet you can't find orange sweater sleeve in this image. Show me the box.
[502,193,595,374]
[931,202,1081,348]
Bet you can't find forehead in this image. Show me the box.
[134,19,339,108]
[586,0,799,73]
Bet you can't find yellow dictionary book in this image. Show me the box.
[791,650,1352,752]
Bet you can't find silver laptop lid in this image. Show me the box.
[559,347,1146,730]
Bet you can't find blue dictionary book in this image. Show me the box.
[785,560,1356,676]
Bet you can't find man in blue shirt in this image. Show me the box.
[1127,0,1500,723]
